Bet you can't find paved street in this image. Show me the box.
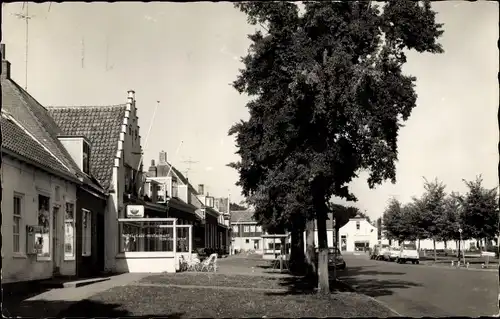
[338,254,498,317]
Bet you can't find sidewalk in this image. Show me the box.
[5,273,149,318]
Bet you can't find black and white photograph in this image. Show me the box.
[1,1,498,318]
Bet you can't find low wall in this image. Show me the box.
[115,252,177,273]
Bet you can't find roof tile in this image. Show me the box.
[230,209,256,223]
[1,114,72,177]
[47,105,126,191]
[1,77,81,179]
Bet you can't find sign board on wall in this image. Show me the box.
[127,205,145,218]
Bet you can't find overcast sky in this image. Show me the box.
[2,2,498,219]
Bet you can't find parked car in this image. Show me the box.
[396,244,420,264]
[371,244,391,260]
[383,246,400,261]
[315,247,346,270]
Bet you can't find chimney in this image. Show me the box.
[1,44,11,80]
[127,89,135,101]
[198,184,204,195]
[148,159,157,177]
[159,151,168,165]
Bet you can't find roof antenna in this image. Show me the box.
[182,157,199,181]
[13,2,34,90]
[164,140,184,184]
[136,101,184,193]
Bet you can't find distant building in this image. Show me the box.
[146,155,230,254]
[308,214,378,252]
[230,208,264,254]
[338,215,378,252]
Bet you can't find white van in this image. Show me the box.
[397,243,420,264]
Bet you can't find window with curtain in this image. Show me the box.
[13,195,22,253]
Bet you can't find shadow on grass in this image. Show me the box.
[7,299,186,318]
[265,264,422,297]
[2,283,52,318]
[337,266,422,298]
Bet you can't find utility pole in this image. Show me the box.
[181,157,199,180]
[13,2,34,90]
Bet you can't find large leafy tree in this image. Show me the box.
[416,178,447,261]
[436,192,463,248]
[382,198,415,243]
[229,1,444,294]
[405,197,428,246]
[459,175,499,250]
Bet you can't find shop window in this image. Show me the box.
[176,226,190,252]
[82,209,92,256]
[37,195,51,259]
[119,219,179,253]
[64,203,75,259]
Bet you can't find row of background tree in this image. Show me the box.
[380,175,499,259]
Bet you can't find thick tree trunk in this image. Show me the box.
[305,220,317,280]
[289,228,305,274]
[316,208,329,295]
[433,239,437,262]
[417,239,420,251]
[444,241,448,250]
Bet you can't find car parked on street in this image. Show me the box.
[396,243,420,264]
[383,246,400,261]
[315,247,346,270]
[371,244,391,260]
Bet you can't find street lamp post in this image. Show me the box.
[458,228,464,265]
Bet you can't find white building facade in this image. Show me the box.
[1,155,79,283]
[308,217,378,252]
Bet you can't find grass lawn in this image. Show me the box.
[141,273,286,290]
[58,285,398,318]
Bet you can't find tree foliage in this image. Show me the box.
[382,197,418,242]
[381,176,497,250]
[229,1,444,293]
[230,202,248,211]
[459,175,499,241]
[418,178,447,241]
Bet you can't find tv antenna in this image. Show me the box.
[181,157,199,180]
[12,2,35,90]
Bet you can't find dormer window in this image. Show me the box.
[82,140,90,174]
